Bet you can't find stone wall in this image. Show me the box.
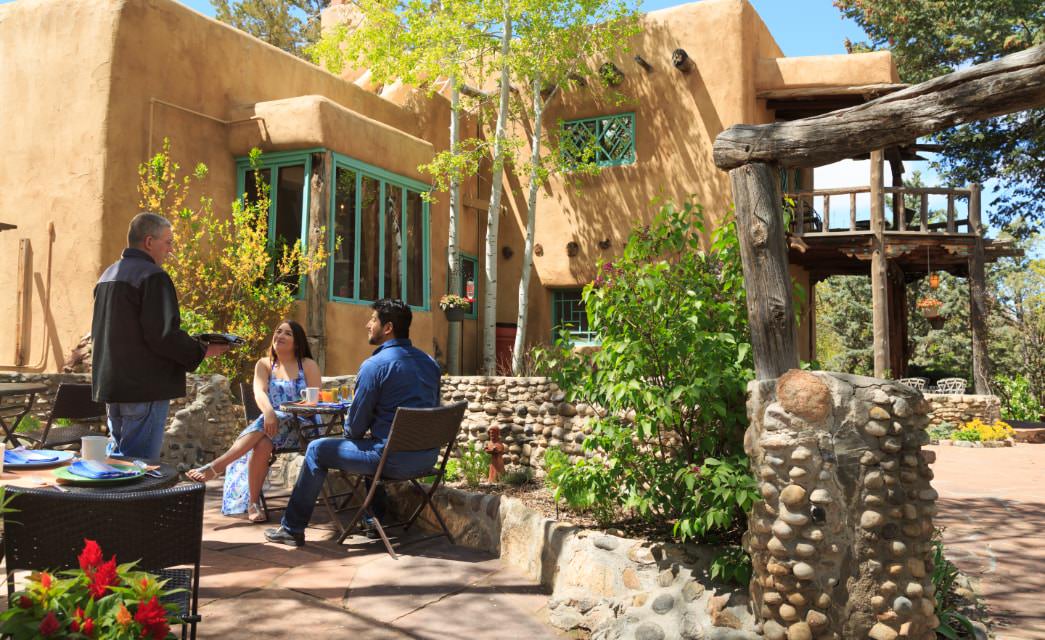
[745,370,938,640]
[924,393,1000,429]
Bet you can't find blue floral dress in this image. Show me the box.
[221,360,319,516]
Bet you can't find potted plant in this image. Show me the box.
[917,296,945,329]
[439,294,471,322]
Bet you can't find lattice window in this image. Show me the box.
[561,113,635,168]
[552,289,599,345]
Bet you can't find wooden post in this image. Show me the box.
[15,239,31,366]
[307,151,332,372]
[968,183,990,394]
[870,150,890,379]
[730,163,799,380]
[887,262,908,378]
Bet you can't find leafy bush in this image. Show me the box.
[536,199,757,543]
[501,466,534,486]
[994,374,1044,421]
[138,139,330,383]
[459,443,491,487]
[14,415,41,434]
[931,533,977,639]
[928,422,956,441]
[709,545,752,587]
[544,447,616,525]
[443,458,461,482]
[954,418,1015,442]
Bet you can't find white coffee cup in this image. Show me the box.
[300,387,320,404]
[81,435,109,462]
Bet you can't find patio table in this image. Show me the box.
[0,456,179,495]
[0,382,49,448]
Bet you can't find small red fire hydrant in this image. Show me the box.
[485,426,506,483]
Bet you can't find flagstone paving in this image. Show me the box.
[195,482,566,639]
[927,443,1045,640]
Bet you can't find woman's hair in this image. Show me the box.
[269,319,313,363]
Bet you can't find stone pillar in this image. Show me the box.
[744,370,938,640]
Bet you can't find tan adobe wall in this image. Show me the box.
[0,1,120,373]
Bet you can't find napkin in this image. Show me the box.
[4,448,61,464]
[317,401,351,410]
[67,460,138,479]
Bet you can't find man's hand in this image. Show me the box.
[263,411,278,437]
[204,343,230,358]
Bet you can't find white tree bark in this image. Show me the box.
[482,5,512,375]
[512,75,545,375]
[446,80,463,375]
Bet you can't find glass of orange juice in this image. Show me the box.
[319,389,334,403]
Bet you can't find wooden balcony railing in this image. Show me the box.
[785,184,982,237]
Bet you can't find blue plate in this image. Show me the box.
[4,449,75,469]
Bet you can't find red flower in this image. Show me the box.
[78,539,103,572]
[70,619,80,633]
[134,596,171,640]
[87,557,119,599]
[82,618,95,636]
[38,611,60,636]
[17,595,33,609]
[39,572,53,590]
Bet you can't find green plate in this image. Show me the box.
[53,463,145,485]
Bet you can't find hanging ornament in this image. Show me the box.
[929,272,940,289]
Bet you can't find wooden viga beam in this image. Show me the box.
[714,43,1045,170]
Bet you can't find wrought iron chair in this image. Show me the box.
[897,377,927,391]
[2,483,205,640]
[21,383,106,450]
[334,401,468,558]
[935,378,967,395]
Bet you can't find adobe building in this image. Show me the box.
[0,0,898,376]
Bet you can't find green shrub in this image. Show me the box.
[951,427,982,442]
[501,466,534,486]
[443,457,461,482]
[536,199,757,543]
[459,443,491,487]
[994,374,1044,421]
[931,532,977,639]
[709,545,752,587]
[14,415,41,434]
[928,422,956,440]
[544,447,616,525]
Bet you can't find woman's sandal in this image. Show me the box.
[186,463,218,483]
[247,501,268,524]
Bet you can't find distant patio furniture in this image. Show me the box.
[897,377,927,391]
[335,401,467,558]
[0,382,49,448]
[935,378,967,395]
[19,383,106,450]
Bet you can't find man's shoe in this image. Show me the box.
[362,516,380,540]
[264,526,305,547]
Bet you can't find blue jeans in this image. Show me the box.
[281,437,437,534]
[106,400,171,460]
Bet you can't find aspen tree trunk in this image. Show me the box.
[512,76,544,375]
[481,6,512,375]
[447,80,463,375]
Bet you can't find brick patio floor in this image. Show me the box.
[195,482,565,639]
[927,443,1045,640]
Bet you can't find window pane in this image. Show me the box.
[553,289,594,343]
[406,191,425,307]
[358,176,381,301]
[384,186,403,300]
[243,168,271,229]
[332,167,356,299]
[274,165,305,294]
[460,256,476,316]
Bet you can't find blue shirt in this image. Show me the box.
[346,338,441,442]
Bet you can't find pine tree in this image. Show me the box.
[212,0,329,57]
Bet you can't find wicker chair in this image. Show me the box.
[3,483,205,640]
[935,378,967,395]
[21,383,106,449]
[334,401,467,558]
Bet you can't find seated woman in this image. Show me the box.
[187,320,321,523]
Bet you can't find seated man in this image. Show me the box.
[265,298,441,547]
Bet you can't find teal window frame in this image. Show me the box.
[235,149,322,300]
[447,253,479,319]
[552,288,599,346]
[327,153,431,311]
[560,112,636,168]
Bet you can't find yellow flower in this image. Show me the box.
[116,603,132,627]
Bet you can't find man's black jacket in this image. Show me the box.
[91,248,206,403]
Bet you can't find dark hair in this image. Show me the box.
[270,320,313,363]
[127,212,171,247]
[372,298,412,339]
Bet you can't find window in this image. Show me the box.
[236,152,314,297]
[561,113,635,167]
[329,154,430,309]
[448,254,478,319]
[552,289,598,345]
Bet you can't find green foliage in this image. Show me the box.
[928,422,956,441]
[994,374,1044,421]
[443,457,461,483]
[14,415,41,434]
[951,427,982,442]
[709,545,752,587]
[537,200,757,542]
[930,532,978,639]
[138,139,329,383]
[543,446,616,525]
[212,0,328,58]
[459,443,492,487]
[501,466,534,486]
[835,0,1045,231]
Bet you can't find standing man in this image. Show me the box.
[92,212,227,460]
[265,298,441,547]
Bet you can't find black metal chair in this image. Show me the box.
[2,483,205,639]
[334,401,467,558]
[22,383,106,450]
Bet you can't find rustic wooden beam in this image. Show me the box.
[306,151,332,372]
[730,163,799,379]
[967,183,990,394]
[714,44,1045,170]
[870,150,890,378]
[887,262,908,378]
